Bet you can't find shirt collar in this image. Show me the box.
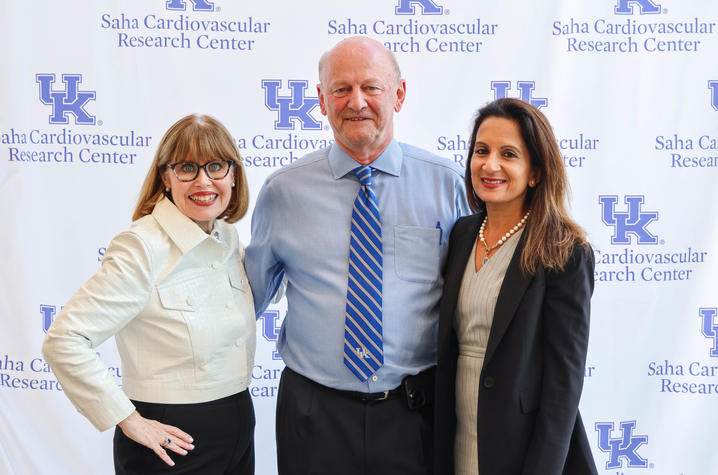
[328,139,403,179]
[151,197,215,254]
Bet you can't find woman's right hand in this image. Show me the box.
[117,410,195,466]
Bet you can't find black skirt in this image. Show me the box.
[113,390,255,475]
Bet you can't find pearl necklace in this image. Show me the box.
[479,210,530,265]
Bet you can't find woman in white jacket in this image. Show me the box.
[43,114,256,474]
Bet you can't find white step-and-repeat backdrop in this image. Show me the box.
[1,1,717,473]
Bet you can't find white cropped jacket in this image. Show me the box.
[43,198,255,431]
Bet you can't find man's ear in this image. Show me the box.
[317,84,328,116]
[394,79,406,113]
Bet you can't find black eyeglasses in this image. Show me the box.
[167,160,234,182]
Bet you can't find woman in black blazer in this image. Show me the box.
[434,98,598,475]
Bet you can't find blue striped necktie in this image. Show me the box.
[344,165,383,382]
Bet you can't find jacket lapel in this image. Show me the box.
[438,216,481,347]
[484,230,535,364]
[446,217,480,294]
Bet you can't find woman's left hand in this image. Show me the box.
[117,410,195,466]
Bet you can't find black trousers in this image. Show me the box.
[114,390,255,475]
[276,368,433,475]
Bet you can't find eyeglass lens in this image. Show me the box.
[172,161,231,181]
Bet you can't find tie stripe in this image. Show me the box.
[348,265,381,301]
[344,165,383,381]
[352,215,381,248]
[349,226,382,273]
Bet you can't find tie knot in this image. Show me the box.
[354,166,373,187]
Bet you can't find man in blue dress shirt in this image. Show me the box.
[245,36,468,475]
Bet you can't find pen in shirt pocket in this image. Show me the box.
[436,221,443,246]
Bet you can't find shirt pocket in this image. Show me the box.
[228,266,255,320]
[228,267,250,294]
[156,274,218,370]
[393,225,441,284]
[156,276,211,312]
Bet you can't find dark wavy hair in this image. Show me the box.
[464,98,587,274]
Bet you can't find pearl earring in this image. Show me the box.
[232,182,235,187]
[529,180,535,187]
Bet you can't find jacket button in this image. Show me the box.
[483,376,495,389]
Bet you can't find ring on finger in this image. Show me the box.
[162,438,171,447]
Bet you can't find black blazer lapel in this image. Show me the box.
[438,216,481,347]
[484,231,535,364]
[444,217,480,299]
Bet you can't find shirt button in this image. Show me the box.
[226,301,234,309]
[371,375,378,382]
[186,296,193,307]
[211,263,218,269]
[235,338,243,347]
[213,231,220,239]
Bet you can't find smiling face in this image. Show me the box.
[470,116,539,216]
[317,37,406,163]
[163,156,234,233]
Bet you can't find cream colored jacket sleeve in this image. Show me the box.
[42,230,152,431]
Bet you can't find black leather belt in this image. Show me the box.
[338,386,404,402]
[284,366,434,407]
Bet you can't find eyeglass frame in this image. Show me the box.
[166,159,234,182]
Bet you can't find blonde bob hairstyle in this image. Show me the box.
[133,114,249,223]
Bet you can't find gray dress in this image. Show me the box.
[453,229,523,475]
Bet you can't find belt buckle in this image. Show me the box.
[375,390,390,401]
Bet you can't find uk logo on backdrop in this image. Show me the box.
[599,195,658,245]
[36,74,96,125]
[395,0,443,15]
[40,304,61,333]
[491,81,548,109]
[258,310,282,360]
[595,420,649,469]
[262,79,321,131]
[165,0,215,12]
[709,81,718,111]
[614,0,662,15]
[700,307,718,357]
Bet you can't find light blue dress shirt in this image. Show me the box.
[245,140,469,392]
